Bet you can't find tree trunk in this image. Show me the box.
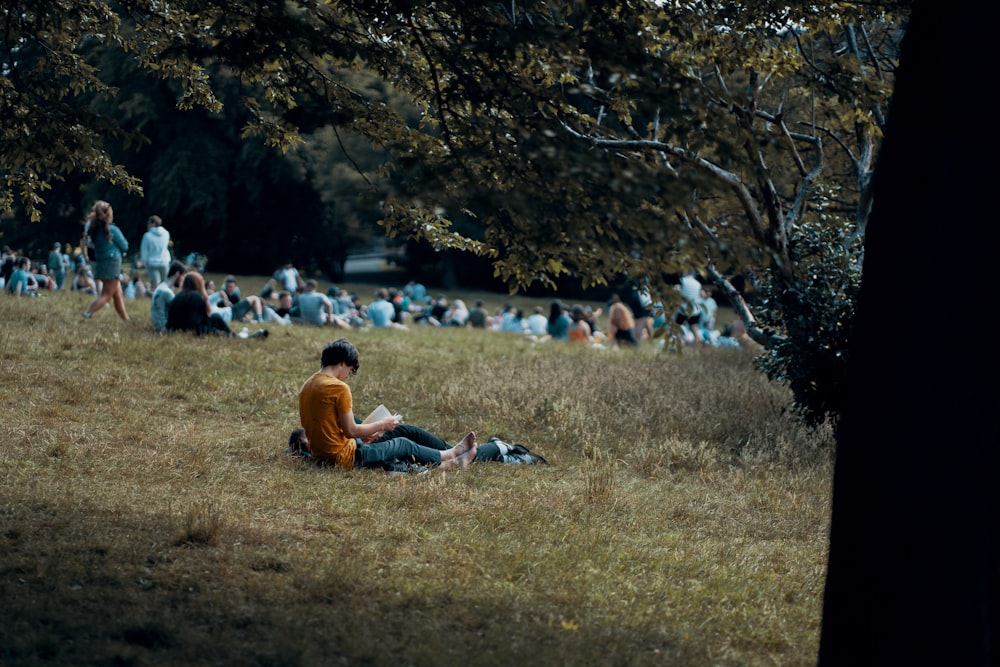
[818,3,996,665]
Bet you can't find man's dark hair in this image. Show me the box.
[320,338,359,373]
[167,260,187,278]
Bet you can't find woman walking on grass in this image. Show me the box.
[81,200,130,321]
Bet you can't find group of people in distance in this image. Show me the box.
[6,199,752,350]
[1,242,74,296]
[68,200,267,338]
[2,200,266,339]
[347,276,751,349]
[148,262,268,338]
[2,200,172,318]
[603,274,750,348]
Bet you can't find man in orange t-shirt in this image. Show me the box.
[298,338,477,470]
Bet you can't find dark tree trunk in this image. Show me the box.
[818,2,997,665]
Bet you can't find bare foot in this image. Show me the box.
[451,432,476,456]
[455,444,477,468]
[440,432,477,470]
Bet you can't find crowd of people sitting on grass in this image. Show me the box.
[4,243,751,348]
[317,276,751,349]
[2,199,750,348]
[2,243,83,296]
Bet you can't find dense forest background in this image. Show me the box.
[1,3,904,310]
[0,60,505,291]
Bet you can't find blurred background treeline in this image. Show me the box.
[0,59,512,293]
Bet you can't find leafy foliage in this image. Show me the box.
[365,2,903,299]
[0,1,144,217]
[754,220,863,428]
[353,1,901,426]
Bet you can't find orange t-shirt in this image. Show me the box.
[298,371,356,468]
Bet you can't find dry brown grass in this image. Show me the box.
[0,285,833,666]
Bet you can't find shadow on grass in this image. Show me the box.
[0,500,701,667]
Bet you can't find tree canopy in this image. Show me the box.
[3,2,903,274]
[2,1,908,422]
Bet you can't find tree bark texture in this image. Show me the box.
[818,2,997,665]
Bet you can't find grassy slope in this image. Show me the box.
[0,284,832,667]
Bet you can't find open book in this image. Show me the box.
[362,405,403,438]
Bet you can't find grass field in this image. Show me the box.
[1,279,834,666]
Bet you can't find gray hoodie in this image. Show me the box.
[141,225,171,266]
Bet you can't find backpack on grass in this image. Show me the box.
[485,436,549,465]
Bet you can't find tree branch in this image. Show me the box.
[558,122,771,249]
[705,263,785,348]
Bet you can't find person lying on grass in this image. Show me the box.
[298,338,477,470]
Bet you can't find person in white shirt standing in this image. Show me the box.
[140,215,172,290]
[273,260,305,294]
[674,270,705,345]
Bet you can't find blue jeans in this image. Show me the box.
[356,437,443,468]
[372,424,500,462]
